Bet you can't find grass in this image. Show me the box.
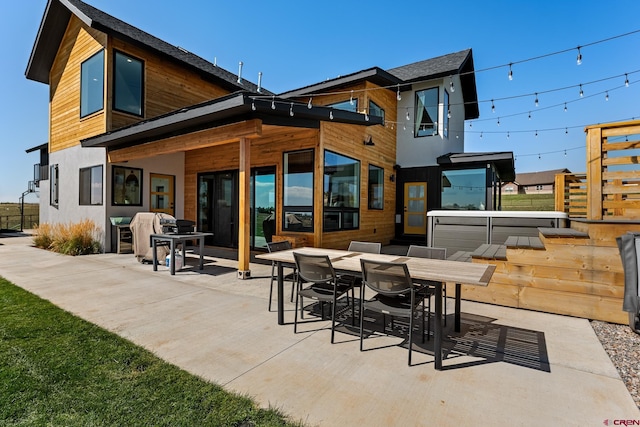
[501,193,556,211]
[33,220,102,255]
[0,277,300,426]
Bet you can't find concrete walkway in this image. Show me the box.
[0,233,638,426]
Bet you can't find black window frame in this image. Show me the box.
[79,165,103,206]
[327,99,358,113]
[80,50,105,118]
[443,89,449,138]
[283,149,314,232]
[414,87,439,137]
[368,164,384,210]
[323,150,360,232]
[113,50,144,117]
[368,100,385,122]
[50,164,59,208]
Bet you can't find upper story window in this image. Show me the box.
[50,164,59,208]
[327,99,358,113]
[368,100,385,122]
[114,51,144,116]
[443,89,449,138]
[80,50,104,118]
[79,165,103,206]
[324,150,360,231]
[283,149,314,232]
[415,87,439,137]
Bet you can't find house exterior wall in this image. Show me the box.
[50,15,107,153]
[395,75,465,168]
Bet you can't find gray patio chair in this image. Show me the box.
[407,245,447,328]
[359,258,426,366]
[346,241,382,317]
[293,252,356,343]
[267,241,297,312]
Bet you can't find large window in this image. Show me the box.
[114,51,143,116]
[79,165,103,206]
[283,150,314,232]
[112,166,142,206]
[327,99,358,113]
[50,164,59,208]
[80,50,104,118]
[368,165,384,210]
[324,151,360,231]
[415,87,439,137]
[441,168,487,210]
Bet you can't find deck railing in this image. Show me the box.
[555,119,640,220]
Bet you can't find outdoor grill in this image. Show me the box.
[159,218,195,234]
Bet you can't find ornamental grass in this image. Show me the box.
[33,219,102,255]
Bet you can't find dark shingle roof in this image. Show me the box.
[387,49,472,82]
[26,0,268,94]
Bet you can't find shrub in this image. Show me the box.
[33,219,102,255]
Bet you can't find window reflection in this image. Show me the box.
[441,168,487,210]
[284,150,314,231]
[324,150,359,231]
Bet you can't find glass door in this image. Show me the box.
[251,167,276,250]
[150,173,174,216]
[403,182,427,235]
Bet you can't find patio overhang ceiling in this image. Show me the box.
[437,151,516,182]
[81,91,381,161]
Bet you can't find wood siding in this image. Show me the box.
[50,16,107,153]
[108,38,230,131]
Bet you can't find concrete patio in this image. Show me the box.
[0,233,637,426]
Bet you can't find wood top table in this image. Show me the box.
[256,247,495,370]
[150,232,213,275]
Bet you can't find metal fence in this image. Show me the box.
[0,215,39,231]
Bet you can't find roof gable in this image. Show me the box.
[26,0,267,94]
[514,169,572,186]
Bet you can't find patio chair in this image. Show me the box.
[293,252,356,343]
[359,258,426,366]
[346,241,382,316]
[266,240,297,312]
[407,245,448,328]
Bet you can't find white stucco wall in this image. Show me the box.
[40,147,185,252]
[395,75,466,168]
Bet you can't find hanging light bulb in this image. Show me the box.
[538,153,541,160]
[564,149,567,156]
[251,100,256,111]
[534,93,539,107]
[579,84,584,98]
[307,97,313,109]
[625,73,630,87]
[535,130,538,138]
[365,110,369,121]
[449,76,455,93]
[406,108,410,121]
[576,46,582,65]
[350,90,354,105]
[564,103,567,112]
[507,131,510,139]
[491,99,495,113]
[447,108,451,119]
[396,84,402,101]
[508,63,513,81]
[289,102,294,117]
[271,96,276,110]
[469,121,473,129]
[605,91,609,101]
[480,131,483,138]
[329,110,334,120]
[528,111,532,120]
[497,117,500,126]
[565,128,568,135]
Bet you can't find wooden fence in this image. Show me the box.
[555,119,640,219]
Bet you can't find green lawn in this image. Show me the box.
[0,278,301,426]
[501,194,556,211]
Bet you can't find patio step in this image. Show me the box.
[471,244,507,261]
[504,235,545,250]
[447,250,472,262]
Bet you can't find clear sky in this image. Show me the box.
[1,0,639,202]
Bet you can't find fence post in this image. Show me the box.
[586,126,603,220]
[554,174,566,213]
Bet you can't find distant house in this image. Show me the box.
[501,168,572,195]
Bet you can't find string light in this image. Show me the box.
[480,131,483,138]
[447,108,451,119]
[396,84,402,101]
[406,108,410,121]
[565,128,568,135]
[528,111,532,120]
[469,121,473,129]
[535,130,538,137]
[251,100,256,111]
[576,46,582,65]
[449,76,455,93]
[491,99,495,113]
[564,103,567,112]
[508,63,513,81]
[329,110,334,120]
[579,83,584,97]
[605,91,609,101]
[350,90,354,105]
[625,73,630,87]
[507,131,510,139]
[271,96,275,110]
[289,102,294,117]
[497,117,500,126]
[534,93,539,107]
[307,97,312,109]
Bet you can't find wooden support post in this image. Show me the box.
[238,137,251,279]
[554,174,566,213]
[586,126,603,220]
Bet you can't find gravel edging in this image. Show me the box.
[590,320,640,410]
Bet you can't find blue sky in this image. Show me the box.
[1,0,639,202]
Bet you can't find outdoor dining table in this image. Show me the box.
[256,246,496,370]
